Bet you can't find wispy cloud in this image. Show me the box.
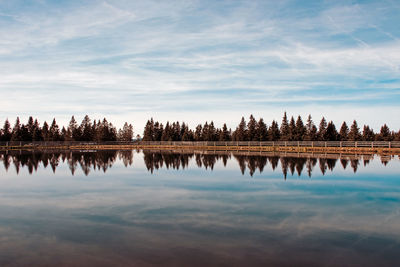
[0,0,399,130]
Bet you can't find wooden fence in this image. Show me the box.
[0,140,399,149]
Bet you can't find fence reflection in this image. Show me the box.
[0,149,397,178]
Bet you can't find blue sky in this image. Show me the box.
[0,0,399,132]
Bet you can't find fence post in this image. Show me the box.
[355,142,357,148]
[389,142,391,149]
[311,141,313,148]
[325,142,327,148]
[371,142,374,148]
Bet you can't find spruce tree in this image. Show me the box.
[1,119,11,141]
[42,121,49,141]
[324,121,338,141]
[161,122,171,141]
[80,115,93,141]
[377,124,392,141]
[295,115,305,141]
[348,120,361,141]
[362,125,375,141]
[143,119,154,141]
[280,112,289,141]
[11,117,22,141]
[304,115,316,141]
[339,122,349,141]
[49,118,60,141]
[32,120,42,141]
[288,116,296,141]
[27,116,34,140]
[268,120,280,141]
[202,122,209,141]
[318,117,327,141]
[194,124,202,141]
[208,121,216,141]
[68,116,80,141]
[234,117,247,141]
[256,118,268,141]
[247,115,257,141]
[219,123,231,141]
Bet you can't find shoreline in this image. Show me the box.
[1,141,399,155]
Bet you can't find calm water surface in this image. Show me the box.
[0,150,399,266]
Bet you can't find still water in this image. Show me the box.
[0,150,399,266]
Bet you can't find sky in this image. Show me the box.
[0,0,399,133]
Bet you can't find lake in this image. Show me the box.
[0,150,399,266]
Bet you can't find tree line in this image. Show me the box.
[1,113,399,142]
[142,112,400,142]
[0,115,133,142]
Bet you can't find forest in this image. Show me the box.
[0,115,133,142]
[142,113,399,142]
[0,113,399,142]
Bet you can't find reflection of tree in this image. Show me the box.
[0,150,393,177]
[341,159,348,170]
[326,158,337,171]
[350,159,359,173]
[0,150,121,176]
[306,158,317,178]
[319,158,327,175]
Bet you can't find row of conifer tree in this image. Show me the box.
[1,113,399,142]
[142,113,399,142]
[0,115,134,142]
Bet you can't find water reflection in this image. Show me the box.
[0,150,399,266]
[0,149,397,177]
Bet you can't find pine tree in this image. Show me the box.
[143,119,154,141]
[152,121,162,141]
[27,116,35,140]
[324,121,338,141]
[362,125,375,141]
[202,122,209,141]
[1,119,12,141]
[348,120,361,141]
[172,121,181,141]
[194,124,202,141]
[377,124,392,141]
[19,124,30,141]
[304,115,317,141]
[80,115,93,141]
[208,121,216,141]
[118,122,134,141]
[42,121,49,141]
[161,122,171,141]
[280,112,289,141]
[68,116,80,141]
[219,123,231,141]
[32,119,42,141]
[256,118,268,141]
[339,122,349,141]
[288,116,296,141]
[234,117,247,141]
[247,115,257,141]
[49,118,60,141]
[268,120,280,141]
[60,127,67,141]
[318,117,327,141]
[11,117,22,141]
[295,115,305,141]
